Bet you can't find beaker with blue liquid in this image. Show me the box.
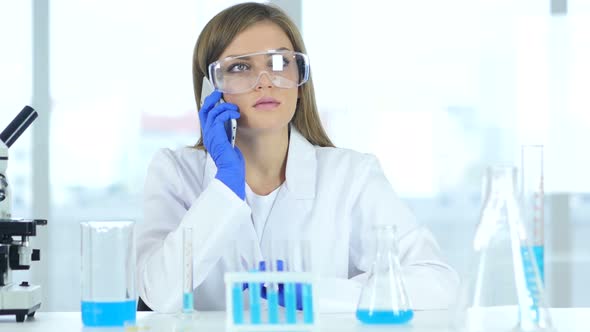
[355,224,413,324]
[81,221,136,327]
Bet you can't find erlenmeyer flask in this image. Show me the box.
[356,225,413,324]
[452,166,555,332]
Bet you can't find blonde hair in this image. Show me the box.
[192,2,334,149]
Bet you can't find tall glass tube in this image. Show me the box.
[300,240,314,324]
[521,145,544,284]
[247,240,262,324]
[182,226,194,314]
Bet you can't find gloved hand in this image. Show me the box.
[199,90,245,200]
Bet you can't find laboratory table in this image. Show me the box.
[0,308,589,331]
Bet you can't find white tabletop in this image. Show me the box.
[0,308,589,332]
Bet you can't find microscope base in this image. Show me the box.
[0,283,42,322]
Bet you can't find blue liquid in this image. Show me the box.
[267,289,279,324]
[232,284,244,324]
[356,309,413,324]
[81,300,136,327]
[533,245,544,284]
[248,281,262,324]
[302,283,314,324]
[521,245,544,322]
[183,292,194,313]
[284,282,297,324]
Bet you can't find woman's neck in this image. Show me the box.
[237,127,289,195]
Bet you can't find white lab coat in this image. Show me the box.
[137,127,459,313]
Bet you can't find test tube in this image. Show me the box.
[301,240,314,324]
[182,226,194,314]
[284,242,297,324]
[266,241,280,324]
[266,259,279,324]
[248,242,261,324]
[231,245,244,324]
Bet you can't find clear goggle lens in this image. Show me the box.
[208,50,310,94]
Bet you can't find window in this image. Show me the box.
[303,0,590,306]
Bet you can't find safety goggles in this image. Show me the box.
[208,49,310,94]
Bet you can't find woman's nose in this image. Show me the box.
[255,72,274,90]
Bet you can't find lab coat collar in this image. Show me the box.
[284,126,316,199]
[202,125,317,200]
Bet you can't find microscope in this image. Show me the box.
[0,106,47,322]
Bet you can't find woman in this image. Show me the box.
[137,2,458,313]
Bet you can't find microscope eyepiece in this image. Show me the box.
[0,106,38,148]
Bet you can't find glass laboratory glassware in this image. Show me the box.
[266,246,280,324]
[281,239,315,324]
[521,145,545,284]
[356,225,413,324]
[177,226,198,320]
[247,240,262,325]
[297,240,314,324]
[81,221,136,327]
[452,166,554,332]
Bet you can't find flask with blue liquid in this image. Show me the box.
[355,224,413,324]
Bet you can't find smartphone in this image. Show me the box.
[200,77,237,148]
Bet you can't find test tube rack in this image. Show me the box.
[224,272,318,331]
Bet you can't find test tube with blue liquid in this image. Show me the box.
[230,244,244,324]
[281,240,298,324]
[266,259,280,324]
[300,241,314,324]
[283,271,297,323]
[248,246,262,324]
[182,226,194,315]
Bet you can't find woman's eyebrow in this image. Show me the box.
[225,47,293,59]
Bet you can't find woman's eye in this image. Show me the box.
[227,63,250,72]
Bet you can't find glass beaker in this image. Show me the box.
[452,166,554,332]
[81,221,136,327]
[356,225,413,324]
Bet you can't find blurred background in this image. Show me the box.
[0,0,588,311]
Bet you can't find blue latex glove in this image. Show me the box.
[199,91,245,200]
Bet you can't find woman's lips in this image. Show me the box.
[253,97,281,110]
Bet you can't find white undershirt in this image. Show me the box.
[245,184,282,238]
